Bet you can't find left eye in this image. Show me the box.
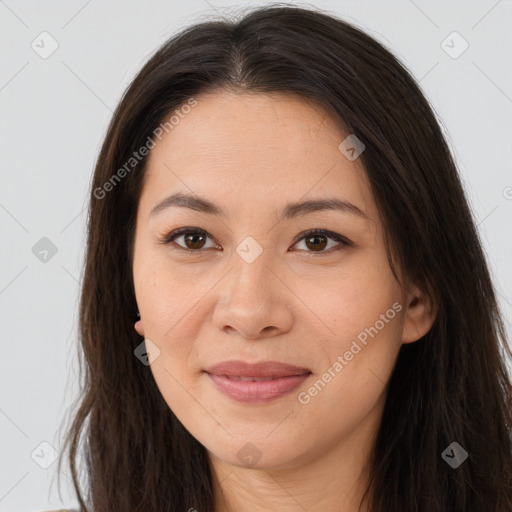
[159,228,352,255]
[292,229,352,254]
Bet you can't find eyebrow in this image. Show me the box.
[149,192,368,220]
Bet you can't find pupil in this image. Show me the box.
[186,233,204,249]
[308,235,326,251]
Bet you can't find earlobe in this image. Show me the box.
[401,284,437,344]
[134,319,145,337]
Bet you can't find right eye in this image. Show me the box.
[159,227,219,253]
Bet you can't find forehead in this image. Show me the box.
[140,90,375,221]
[150,90,347,161]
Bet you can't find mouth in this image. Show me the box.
[204,360,312,403]
[221,375,298,382]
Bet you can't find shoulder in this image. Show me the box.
[38,509,78,512]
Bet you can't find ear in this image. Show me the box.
[401,283,437,344]
[134,319,145,337]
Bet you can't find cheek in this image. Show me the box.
[133,248,203,336]
[296,260,403,410]
[296,250,401,338]
[133,254,217,400]
[296,309,403,446]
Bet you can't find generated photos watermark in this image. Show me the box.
[297,301,403,405]
[94,97,198,200]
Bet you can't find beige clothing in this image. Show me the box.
[42,509,78,512]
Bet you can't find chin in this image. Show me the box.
[202,432,306,471]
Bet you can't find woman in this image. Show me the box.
[55,4,512,511]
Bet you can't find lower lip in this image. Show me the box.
[206,372,310,403]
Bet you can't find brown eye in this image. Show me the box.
[160,227,351,256]
[292,229,352,255]
[161,228,218,252]
[183,232,207,250]
[304,234,328,251]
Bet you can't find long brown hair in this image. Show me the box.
[57,4,512,511]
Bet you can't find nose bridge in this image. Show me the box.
[212,235,292,338]
[228,236,276,302]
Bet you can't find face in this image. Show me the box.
[132,90,426,472]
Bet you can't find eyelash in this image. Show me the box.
[158,227,352,256]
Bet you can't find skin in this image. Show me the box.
[132,90,436,512]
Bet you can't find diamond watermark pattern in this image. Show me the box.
[134,338,161,366]
[338,134,365,161]
[31,31,59,59]
[31,441,59,469]
[32,237,58,263]
[441,441,468,468]
[441,31,469,59]
[236,236,263,264]
[236,442,262,466]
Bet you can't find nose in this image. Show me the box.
[212,251,294,340]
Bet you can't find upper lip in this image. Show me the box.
[204,360,311,378]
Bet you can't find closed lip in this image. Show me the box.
[204,360,311,379]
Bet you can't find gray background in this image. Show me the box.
[1,0,511,510]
